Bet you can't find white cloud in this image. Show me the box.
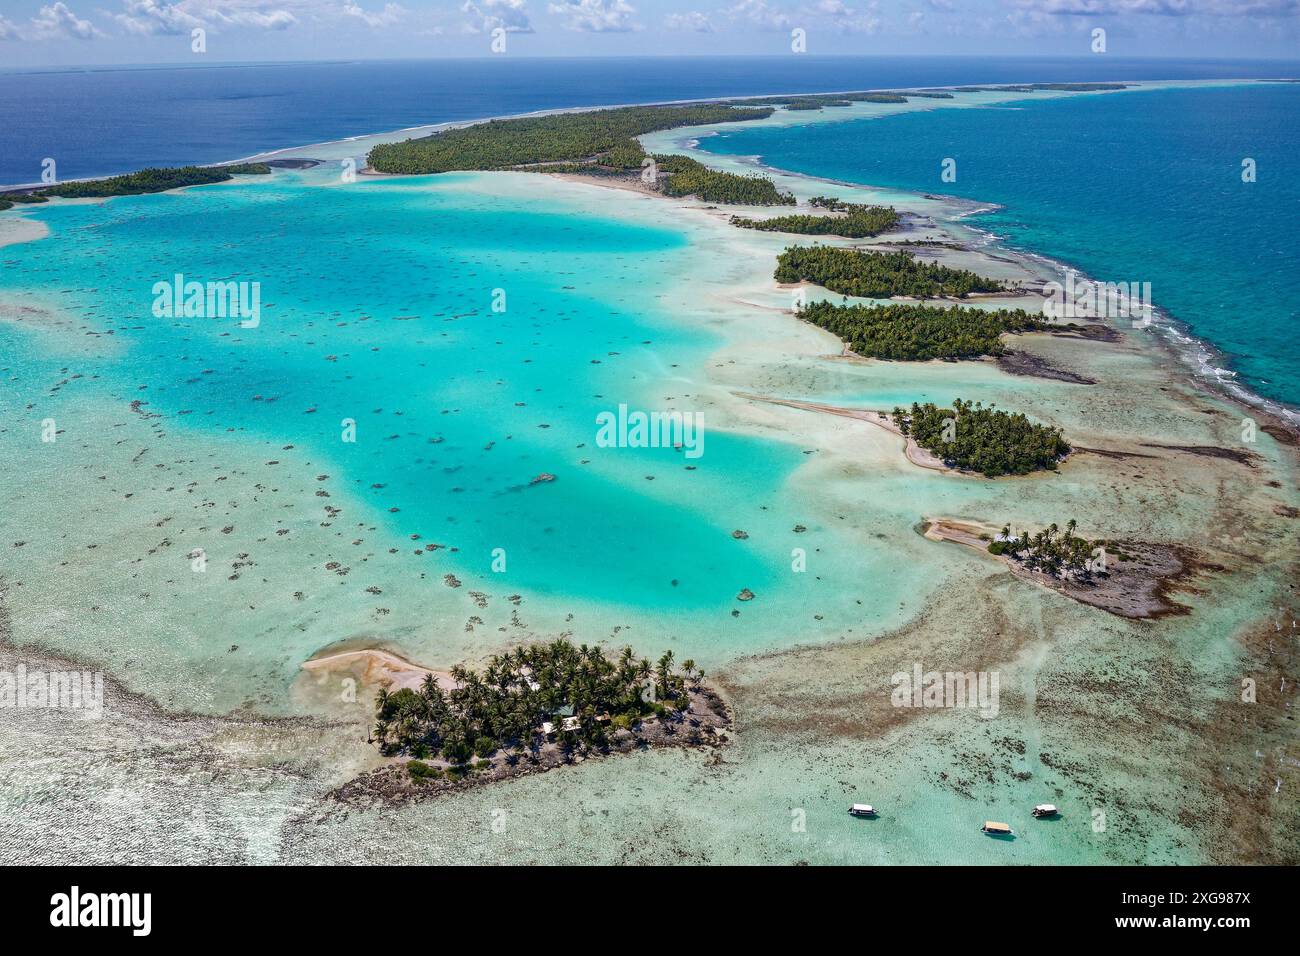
[664,10,713,31]
[719,0,882,32]
[127,0,301,30]
[110,0,434,38]
[344,1,405,27]
[727,0,791,29]
[462,0,533,32]
[1211,0,1300,11]
[199,0,298,29]
[1006,0,1299,14]
[114,0,202,35]
[29,2,103,38]
[546,0,639,32]
[105,0,312,36]
[1010,0,1188,12]
[810,0,881,32]
[0,0,108,38]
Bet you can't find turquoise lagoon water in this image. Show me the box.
[0,167,951,697]
[700,83,1300,413]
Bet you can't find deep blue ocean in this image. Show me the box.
[699,82,1300,410]
[1,55,1296,185]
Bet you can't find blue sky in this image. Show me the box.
[0,0,1297,67]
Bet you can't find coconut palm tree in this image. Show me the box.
[656,650,675,700]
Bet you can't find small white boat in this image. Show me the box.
[1032,804,1059,818]
[848,803,877,818]
[980,821,1014,835]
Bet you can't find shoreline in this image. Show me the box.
[328,679,733,808]
[735,393,954,474]
[928,204,1300,431]
[680,113,1300,433]
[921,517,1196,619]
[297,639,736,806]
[0,215,49,249]
[300,645,458,693]
[737,392,1085,478]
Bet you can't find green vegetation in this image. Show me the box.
[775,246,1008,298]
[769,97,852,110]
[893,399,1070,477]
[0,192,52,211]
[509,162,631,177]
[37,163,270,199]
[955,83,1127,93]
[718,91,909,107]
[732,196,899,237]
[363,103,794,205]
[988,520,1105,580]
[1016,82,1127,92]
[783,98,852,110]
[364,92,964,180]
[796,302,1046,360]
[654,153,795,205]
[372,639,705,766]
[366,104,773,175]
[406,759,442,781]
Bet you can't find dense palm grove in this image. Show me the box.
[654,153,795,205]
[34,163,270,198]
[953,82,1127,93]
[783,98,852,109]
[716,91,953,107]
[797,302,1045,360]
[373,639,700,772]
[988,520,1107,580]
[362,104,798,205]
[0,193,46,210]
[365,104,773,174]
[732,196,899,237]
[775,246,1008,298]
[893,399,1070,477]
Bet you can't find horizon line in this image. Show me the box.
[6,51,1300,75]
